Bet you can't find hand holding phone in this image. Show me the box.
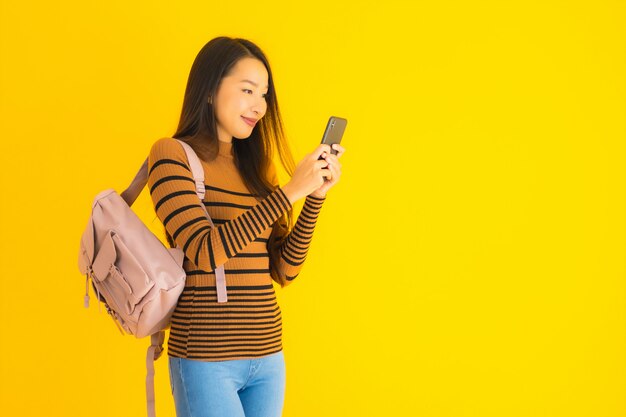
[283,117,347,203]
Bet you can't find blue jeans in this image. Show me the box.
[168,350,286,417]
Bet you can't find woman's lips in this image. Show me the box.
[241,116,257,127]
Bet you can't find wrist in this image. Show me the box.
[309,191,326,199]
[281,183,300,205]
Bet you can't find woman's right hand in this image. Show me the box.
[281,144,332,205]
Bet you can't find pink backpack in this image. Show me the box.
[77,139,227,417]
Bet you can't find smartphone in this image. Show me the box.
[320,116,347,156]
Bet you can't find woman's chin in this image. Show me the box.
[233,131,253,140]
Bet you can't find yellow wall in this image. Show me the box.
[1,1,624,416]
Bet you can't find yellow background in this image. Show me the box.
[1,1,624,416]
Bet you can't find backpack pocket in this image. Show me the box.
[101,230,155,315]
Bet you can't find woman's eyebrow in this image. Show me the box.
[241,79,269,89]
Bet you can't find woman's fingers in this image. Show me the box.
[332,144,346,158]
[307,146,343,189]
[328,158,340,182]
[324,153,341,169]
[312,144,332,160]
[322,156,341,184]
[313,159,332,181]
[317,143,345,161]
[319,163,332,180]
[320,154,341,178]
[315,159,329,170]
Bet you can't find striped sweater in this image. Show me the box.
[147,137,325,361]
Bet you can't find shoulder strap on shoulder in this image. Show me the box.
[174,139,206,200]
[172,139,228,303]
[118,139,206,205]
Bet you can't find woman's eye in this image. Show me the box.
[243,89,267,99]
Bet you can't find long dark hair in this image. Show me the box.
[165,36,296,287]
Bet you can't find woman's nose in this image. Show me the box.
[251,101,265,116]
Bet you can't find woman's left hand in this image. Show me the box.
[309,143,345,199]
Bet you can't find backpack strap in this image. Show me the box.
[146,331,165,417]
[174,139,228,304]
[120,158,149,207]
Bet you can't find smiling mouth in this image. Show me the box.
[241,116,257,127]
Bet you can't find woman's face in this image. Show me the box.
[213,57,269,142]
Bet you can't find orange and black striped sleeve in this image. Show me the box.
[266,162,325,285]
[147,137,293,272]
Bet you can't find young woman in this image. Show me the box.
[146,37,345,417]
